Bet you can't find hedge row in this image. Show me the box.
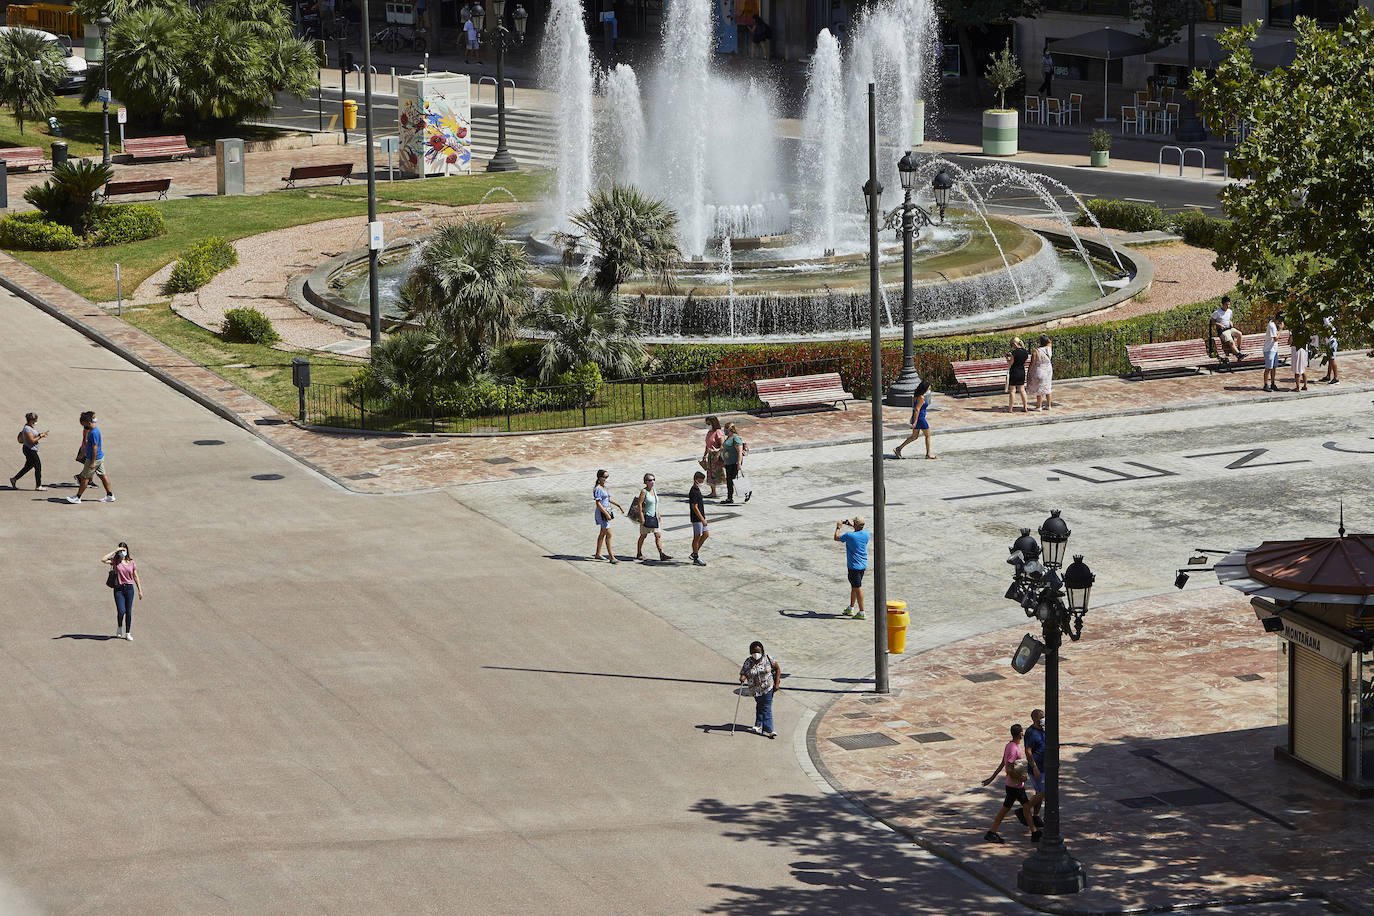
[1075,198,1230,249]
[345,361,604,418]
[0,204,164,251]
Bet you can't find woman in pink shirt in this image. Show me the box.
[702,415,726,498]
[102,541,144,640]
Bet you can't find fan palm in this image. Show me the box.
[402,220,532,374]
[23,159,114,233]
[83,5,187,123]
[0,30,66,134]
[567,184,682,293]
[367,328,464,399]
[531,272,645,382]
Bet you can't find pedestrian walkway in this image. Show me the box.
[810,588,1371,913]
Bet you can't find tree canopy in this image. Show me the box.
[0,29,67,134]
[1192,11,1374,339]
[1130,0,1188,51]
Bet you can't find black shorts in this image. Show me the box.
[1003,785,1029,808]
[847,568,865,588]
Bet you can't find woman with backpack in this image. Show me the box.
[632,472,672,562]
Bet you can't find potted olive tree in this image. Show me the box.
[1090,129,1112,167]
[982,41,1023,157]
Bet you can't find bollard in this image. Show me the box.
[886,600,909,654]
[343,99,358,130]
[51,140,68,168]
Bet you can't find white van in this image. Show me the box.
[0,26,87,91]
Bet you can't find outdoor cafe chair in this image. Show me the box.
[1023,95,1042,124]
[1066,92,1082,124]
[1160,102,1180,134]
[1044,97,1065,127]
[1120,105,1140,134]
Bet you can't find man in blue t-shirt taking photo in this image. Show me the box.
[68,410,115,504]
[1024,707,1047,840]
[834,516,871,620]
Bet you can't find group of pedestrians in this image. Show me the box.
[1006,335,1054,412]
[1260,311,1340,393]
[982,708,1047,844]
[10,410,115,503]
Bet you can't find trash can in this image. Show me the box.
[51,140,68,168]
[342,99,358,130]
[886,600,909,654]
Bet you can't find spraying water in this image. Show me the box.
[801,29,847,252]
[539,0,594,230]
[601,64,645,189]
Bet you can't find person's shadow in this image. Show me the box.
[53,634,119,640]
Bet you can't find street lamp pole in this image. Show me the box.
[884,155,952,407]
[360,0,381,346]
[482,1,527,173]
[862,83,889,693]
[98,16,112,166]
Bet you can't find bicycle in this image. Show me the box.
[372,23,428,53]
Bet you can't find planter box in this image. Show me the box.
[982,110,1018,157]
[1090,150,1110,167]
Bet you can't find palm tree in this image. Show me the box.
[82,5,187,124]
[402,220,531,375]
[566,184,682,293]
[530,271,645,382]
[0,30,66,134]
[23,159,114,233]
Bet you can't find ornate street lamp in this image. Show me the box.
[1002,509,1095,895]
[97,16,112,165]
[481,0,527,173]
[884,154,955,407]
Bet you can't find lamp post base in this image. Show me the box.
[883,367,921,407]
[1017,839,1086,895]
[486,149,519,172]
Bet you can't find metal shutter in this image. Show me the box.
[1292,647,1344,778]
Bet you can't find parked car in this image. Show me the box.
[0,27,87,92]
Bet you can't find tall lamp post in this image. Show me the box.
[1003,509,1095,895]
[861,83,889,693]
[1175,0,1208,141]
[476,0,528,173]
[360,0,381,346]
[97,16,112,165]
[883,152,953,407]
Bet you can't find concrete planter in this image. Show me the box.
[1090,150,1110,167]
[982,109,1018,157]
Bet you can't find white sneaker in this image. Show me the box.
[99,495,116,503]
[842,607,855,617]
[125,633,132,641]
[115,629,122,639]
[854,611,867,620]
[65,495,81,504]
[748,726,762,734]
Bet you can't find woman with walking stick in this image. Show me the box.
[738,640,781,738]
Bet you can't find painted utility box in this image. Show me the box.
[397,72,472,177]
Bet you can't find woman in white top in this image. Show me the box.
[1321,315,1339,383]
[1025,334,1054,411]
[1290,331,1310,392]
[1261,313,1281,392]
[10,411,48,490]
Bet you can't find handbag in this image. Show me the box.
[643,514,659,529]
[734,473,753,500]
[1009,760,1029,783]
[106,569,118,589]
[628,494,643,524]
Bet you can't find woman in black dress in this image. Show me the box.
[1006,337,1030,413]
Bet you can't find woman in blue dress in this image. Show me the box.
[894,381,937,459]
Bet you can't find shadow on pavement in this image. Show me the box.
[482,665,862,695]
[53,634,118,641]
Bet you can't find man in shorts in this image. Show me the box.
[67,411,114,504]
[835,516,870,620]
[981,722,1038,843]
[689,471,709,566]
[463,13,481,64]
[1024,708,1047,840]
[1211,295,1246,361]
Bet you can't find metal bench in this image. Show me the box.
[281,162,354,188]
[950,357,1009,394]
[123,135,195,161]
[0,146,48,170]
[753,372,853,414]
[100,177,172,201]
[1125,331,1289,376]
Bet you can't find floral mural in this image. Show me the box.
[397,77,472,177]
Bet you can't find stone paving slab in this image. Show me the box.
[810,588,1373,914]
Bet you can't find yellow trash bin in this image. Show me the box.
[886,600,909,654]
[343,99,358,130]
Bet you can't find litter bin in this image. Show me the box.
[342,99,358,130]
[886,600,909,654]
[51,140,68,168]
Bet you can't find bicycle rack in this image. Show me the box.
[477,77,518,106]
[1158,145,1182,175]
[1181,147,1205,179]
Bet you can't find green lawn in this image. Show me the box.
[308,170,551,206]
[7,191,409,301]
[0,96,301,159]
[121,301,363,414]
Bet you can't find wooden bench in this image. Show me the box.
[100,177,172,202]
[951,357,1011,394]
[754,372,853,414]
[281,162,354,188]
[1125,330,1289,376]
[124,135,195,161]
[0,146,48,170]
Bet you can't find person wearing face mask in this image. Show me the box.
[101,541,144,640]
[738,641,781,738]
[632,472,672,562]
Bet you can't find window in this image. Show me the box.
[1267,0,1358,27]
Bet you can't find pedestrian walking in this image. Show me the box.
[981,722,1039,843]
[738,640,781,738]
[10,412,48,491]
[689,471,709,566]
[1261,312,1282,392]
[720,422,749,505]
[592,469,625,563]
[1026,334,1054,411]
[834,516,870,620]
[1024,708,1047,838]
[67,411,114,504]
[463,13,480,63]
[893,381,936,459]
[1006,337,1030,412]
[1037,46,1054,97]
[1321,315,1340,383]
[101,541,143,640]
[632,472,672,561]
[702,415,726,498]
[1291,333,1310,391]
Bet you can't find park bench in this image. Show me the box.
[950,357,1011,395]
[0,146,48,170]
[99,177,172,202]
[281,162,354,188]
[1125,330,1289,376]
[124,135,195,161]
[754,372,853,414]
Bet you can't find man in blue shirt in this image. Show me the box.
[1024,707,1047,839]
[834,516,871,620]
[68,411,115,504]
